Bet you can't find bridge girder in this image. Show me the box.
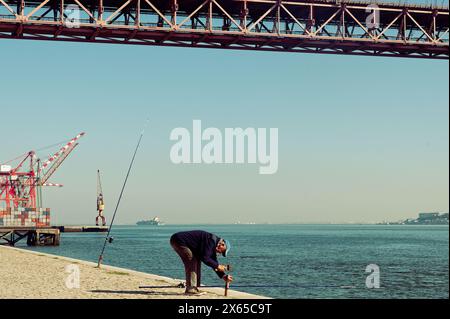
[0,0,448,59]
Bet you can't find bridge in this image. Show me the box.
[0,0,448,59]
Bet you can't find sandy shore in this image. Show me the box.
[0,246,267,299]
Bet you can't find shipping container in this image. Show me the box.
[0,165,12,173]
[0,208,51,227]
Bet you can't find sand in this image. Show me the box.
[0,245,267,299]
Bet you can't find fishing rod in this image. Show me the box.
[97,120,148,268]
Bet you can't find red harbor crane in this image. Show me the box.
[0,132,85,211]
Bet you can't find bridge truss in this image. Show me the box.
[0,0,448,59]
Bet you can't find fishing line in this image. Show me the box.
[97,119,149,268]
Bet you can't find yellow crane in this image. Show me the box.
[96,170,106,226]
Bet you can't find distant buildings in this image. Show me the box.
[418,212,440,220]
[417,212,448,224]
[378,212,449,225]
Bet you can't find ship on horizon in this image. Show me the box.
[136,216,164,226]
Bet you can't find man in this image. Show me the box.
[170,230,233,295]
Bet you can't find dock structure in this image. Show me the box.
[0,227,60,246]
[0,226,108,246]
[54,226,109,233]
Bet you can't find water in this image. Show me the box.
[22,224,448,299]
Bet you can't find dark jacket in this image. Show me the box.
[171,230,225,278]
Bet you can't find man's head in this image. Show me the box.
[216,239,231,257]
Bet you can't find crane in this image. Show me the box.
[96,170,106,226]
[38,132,85,186]
[0,132,85,210]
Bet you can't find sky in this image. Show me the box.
[0,32,448,224]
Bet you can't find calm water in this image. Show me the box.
[23,224,449,299]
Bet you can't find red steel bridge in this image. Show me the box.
[0,0,448,59]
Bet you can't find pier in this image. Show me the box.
[0,226,108,247]
[0,245,266,299]
[0,227,60,246]
[54,225,109,233]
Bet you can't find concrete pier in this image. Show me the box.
[53,226,109,233]
[0,227,60,246]
[0,245,268,299]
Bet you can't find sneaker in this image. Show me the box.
[185,288,207,296]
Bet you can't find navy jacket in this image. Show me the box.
[171,230,225,278]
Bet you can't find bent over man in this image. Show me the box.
[170,230,233,295]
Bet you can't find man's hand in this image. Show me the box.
[223,275,233,283]
[216,264,227,272]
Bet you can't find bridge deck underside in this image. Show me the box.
[0,0,448,59]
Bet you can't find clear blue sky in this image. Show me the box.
[0,35,448,224]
